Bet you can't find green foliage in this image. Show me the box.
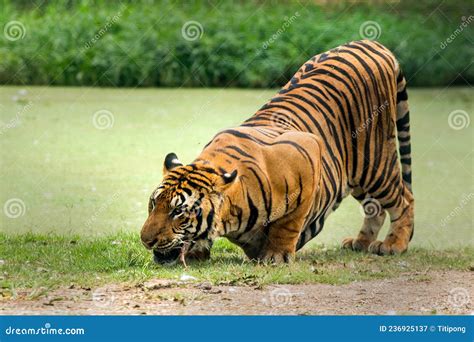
[0,0,471,87]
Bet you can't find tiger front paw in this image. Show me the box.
[258,249,294,264]
[368,240,408,255]
[341,237,371,252]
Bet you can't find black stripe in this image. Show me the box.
[248,167,271,220]
[396,111,410,127]
[206,204,215,232]
[296,174,303,206]
[225,145,256,160]
[396,71,404,83]
[399,145,411,155]
[244,194,259,233]
[400,157,411,165]
[397,89,408,103]
[402,172,412,184]
[215,148,241,160]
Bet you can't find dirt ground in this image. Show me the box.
[1,271,472,315]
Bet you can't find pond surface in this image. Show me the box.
[0,86,472,249]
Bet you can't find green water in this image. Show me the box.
[0,86,472,249]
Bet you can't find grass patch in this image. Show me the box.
[1,232,472,298]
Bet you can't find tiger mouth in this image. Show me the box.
[152,241,192,265]
[153,246,181,265]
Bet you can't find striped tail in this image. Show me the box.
[395,71,412,192]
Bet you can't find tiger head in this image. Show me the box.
[140,152,237,264]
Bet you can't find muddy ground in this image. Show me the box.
[1,271,472,315]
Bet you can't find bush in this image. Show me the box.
[0,0,472,87]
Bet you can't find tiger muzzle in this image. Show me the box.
[152,245,182,265]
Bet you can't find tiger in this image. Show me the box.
[140,40,414,264]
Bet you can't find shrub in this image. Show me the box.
[0,0,471,87]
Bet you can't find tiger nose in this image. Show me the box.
[140,230,158,249]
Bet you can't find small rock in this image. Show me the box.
[180,274,197,282]
[43,297,63,306]
[143,279,175,290]
[207,289,222,294]
[195,282,212,291]
[398,261,409,268]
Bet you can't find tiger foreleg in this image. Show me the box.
[256,131,322,264]
[258,216,305,264]
[185,239,213,262]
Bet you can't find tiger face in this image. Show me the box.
[140,152,237,264]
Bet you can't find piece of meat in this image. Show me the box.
[179,241,191,268]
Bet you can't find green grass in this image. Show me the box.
[1,232,473,295]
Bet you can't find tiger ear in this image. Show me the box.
[215,169,238,191]
[163,152,183,175]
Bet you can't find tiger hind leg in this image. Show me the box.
[368,70,415,255]
[342,188,386,252]
[368,184,414,255]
